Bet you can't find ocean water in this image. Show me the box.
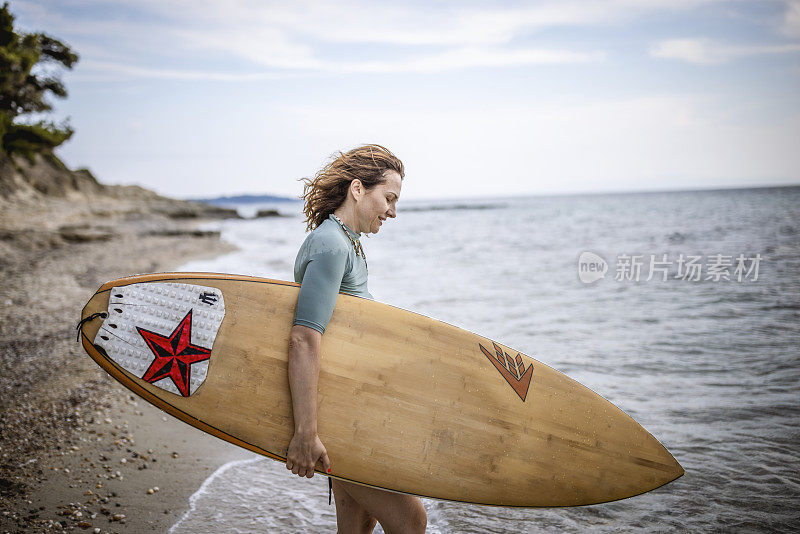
[171,187,800,533]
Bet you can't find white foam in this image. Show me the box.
[168,456,262,534]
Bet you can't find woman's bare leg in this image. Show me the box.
[332,479,378,533]
[332,479,426,534]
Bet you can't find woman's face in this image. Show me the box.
[358,170,402,234]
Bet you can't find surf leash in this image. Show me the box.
[76,312,107,342]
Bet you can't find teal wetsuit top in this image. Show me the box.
[293,214,373,334]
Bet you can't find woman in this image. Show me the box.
[286,144,427,533]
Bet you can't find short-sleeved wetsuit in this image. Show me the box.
[293,214,373,334]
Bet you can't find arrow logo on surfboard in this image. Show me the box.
[479,342,533,402]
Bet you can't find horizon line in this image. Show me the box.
[181,181,800,203]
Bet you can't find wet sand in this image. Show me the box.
[0,196,250,533]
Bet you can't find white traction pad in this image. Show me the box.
[94,282,225,397]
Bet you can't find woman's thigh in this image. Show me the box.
[332,479,426,534]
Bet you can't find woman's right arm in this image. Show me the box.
[286,244,348,478]
[286,324,331,478]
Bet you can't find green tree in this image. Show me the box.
[0,2,78,162]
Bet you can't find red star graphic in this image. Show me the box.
[136,310,211,397]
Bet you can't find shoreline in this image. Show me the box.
[0,195,251,533]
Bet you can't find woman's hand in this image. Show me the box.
[286,431,331,478]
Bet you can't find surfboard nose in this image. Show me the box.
[631,431,684,498]
[665,449,685,482]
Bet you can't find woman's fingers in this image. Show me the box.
[289,459,311,477]
[320,450,331,474]
[286,434,331,478]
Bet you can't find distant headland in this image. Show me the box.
[193,194,300,205]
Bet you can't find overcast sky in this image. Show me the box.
[11,0,800,200]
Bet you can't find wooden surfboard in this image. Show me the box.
[78,272,683,507]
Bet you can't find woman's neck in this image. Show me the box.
[333,204,360,234]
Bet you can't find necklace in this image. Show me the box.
[331,214,367,271]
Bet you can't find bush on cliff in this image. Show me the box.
[0,2,78,162]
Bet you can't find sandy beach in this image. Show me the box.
[0,158,251,533]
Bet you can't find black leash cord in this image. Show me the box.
[76,312,107,341]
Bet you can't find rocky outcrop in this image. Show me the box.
[0,150,241,257]
[57,223,117,243]
[0,151,240,220]
[1,152,106,198]
[255,209,282,218]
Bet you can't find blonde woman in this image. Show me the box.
[286,145,427,533]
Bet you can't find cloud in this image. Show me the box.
[140,0,727,51]
[71,60,299,81]
[67,48,600,82]
[650,37,800,64]
[14,0,725,78]
[782,0,800,38]
[154,1,611,73]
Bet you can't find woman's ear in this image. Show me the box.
[350,179,364,201]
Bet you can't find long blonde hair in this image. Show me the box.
[300,144,404,231]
